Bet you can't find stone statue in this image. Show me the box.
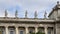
[5,10,8,17]
[15,10,18,18]
[57,1,59,5]
[44,11,47,19]
[34,11,37,18]
[25,10,28,18]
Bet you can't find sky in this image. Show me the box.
[0,0,60,18]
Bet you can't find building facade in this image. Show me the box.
[0,1,60,34]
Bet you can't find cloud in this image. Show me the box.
[0,0,60,18]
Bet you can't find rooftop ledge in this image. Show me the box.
[0,17,55,22]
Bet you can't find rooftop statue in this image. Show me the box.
[44,11,47,19]
[57,1,59,5]
[5,10,8,17]
[15,10,18,18]
[25,10,28,18]
[34,11,37,18]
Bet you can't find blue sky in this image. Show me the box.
[0,0,60,18]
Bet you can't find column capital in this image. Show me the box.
[5,26,8,28]
[44,26,48,28]
[35,26,38,28]
[15,26,19,28]
[44,25,48,28]
[25,26,29,28]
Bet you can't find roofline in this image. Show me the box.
[48,4,60,17]
[48,5,58,17]
[0,17,55,23]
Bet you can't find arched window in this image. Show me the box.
[9,28,15,34]
[29,29,34,33]
[20,30,23,34]
[29,30,33,33]
[0,27,5,34]
[10,31,14,34]
[48,28,53,34]
[0,30,4,34]
[48,29,51,34]
[38,27,44,33]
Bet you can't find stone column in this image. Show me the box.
[15,26,18,34]
[25,27,28,34]
[5,26,8,34]
[35,27,38,33]
[45,27,48,34]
